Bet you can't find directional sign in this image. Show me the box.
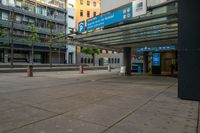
[78,21,85,33]
[77,0,147,33]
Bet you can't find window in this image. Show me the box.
[118,58,120,63]
[87,11,90,17]
[88,58,90,64]
[16,15,22,23]
[68,3,74,7]
[81,58,83,63]
[93,12,96,17]
[1,12,9,21]
[68,15,74,19]
[93,2,96,7]
[87,1,90,6]
[84,58,87,63]
[80,0,83,5]
[115,58,117,64]
[80,10,83,17]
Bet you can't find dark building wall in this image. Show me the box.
[178,0,200,100]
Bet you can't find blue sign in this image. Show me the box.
[78,21,85,33]
[152,53,161,66]
[136,46,176,52]
[86,3,133,31]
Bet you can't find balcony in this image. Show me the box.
[0,4,67,25]
[0,37,66,49]
[0,20,66,35]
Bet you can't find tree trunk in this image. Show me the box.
[10,16,14,68]
[58,47,61,64]
[92,54,95,66]
[31,42,34,65]
[49,46,52,68]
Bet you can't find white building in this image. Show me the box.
[101,0,168,13]
[66,0,76,64]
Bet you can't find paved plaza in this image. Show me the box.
[0,70,199,133]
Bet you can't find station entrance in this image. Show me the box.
[67,0,200,101]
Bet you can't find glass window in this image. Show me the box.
[81,58,83,63]
[93,2,96,7]
[80,10,83,17]
[68,15,74,19]
[80,0,83,5]
[87,1,90,6]
[84,58,87,63]
[1,12,9,21]
[16,15,22,23]
[87,11,90,17]
[93,12,96,17]
[118,58,120,63]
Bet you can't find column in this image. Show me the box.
[123,47,131,75]
[178,0,200,100]
[143,51,148,73]
[4,49,9,63]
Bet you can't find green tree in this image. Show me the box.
[28,25,40,64]
[57,32,64,64]
[81,48,100,66]
[48,22,54,67]
[0,28,9,46]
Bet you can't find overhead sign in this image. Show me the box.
[152,53,161,66]
[136,46,176,52]
[78,21,85,33]
[79,0,147,32]
[86,3,133,31]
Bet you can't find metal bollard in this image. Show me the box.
[80,65,84,74]
[27,65,33,77]
[108,65,111,72]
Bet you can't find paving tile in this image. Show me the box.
[0,106,56,132]
[33,97,88,114]
[8,115,106,133]
[96,95,145,111]
[105,110,197,133]
[139,100,198,120]
[64,104,130,127]
[0,99,24,112]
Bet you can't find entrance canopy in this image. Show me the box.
[71,1,178,50]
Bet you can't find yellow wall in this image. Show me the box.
[75,0,101,30]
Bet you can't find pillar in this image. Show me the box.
[4,49,9,63]
[123,47,131,75]
[178,0,200,100]
[143,52,148,73]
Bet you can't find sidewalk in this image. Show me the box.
[0,71,198,133]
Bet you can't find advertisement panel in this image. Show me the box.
[152,53,161,66]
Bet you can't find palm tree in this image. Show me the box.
[81,48,100,66]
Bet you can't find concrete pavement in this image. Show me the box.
[0,70,199,133]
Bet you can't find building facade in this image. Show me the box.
[66,0,76,64]
[0,0,68,64]
[75,0,124,66]
[75,0,100,30]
